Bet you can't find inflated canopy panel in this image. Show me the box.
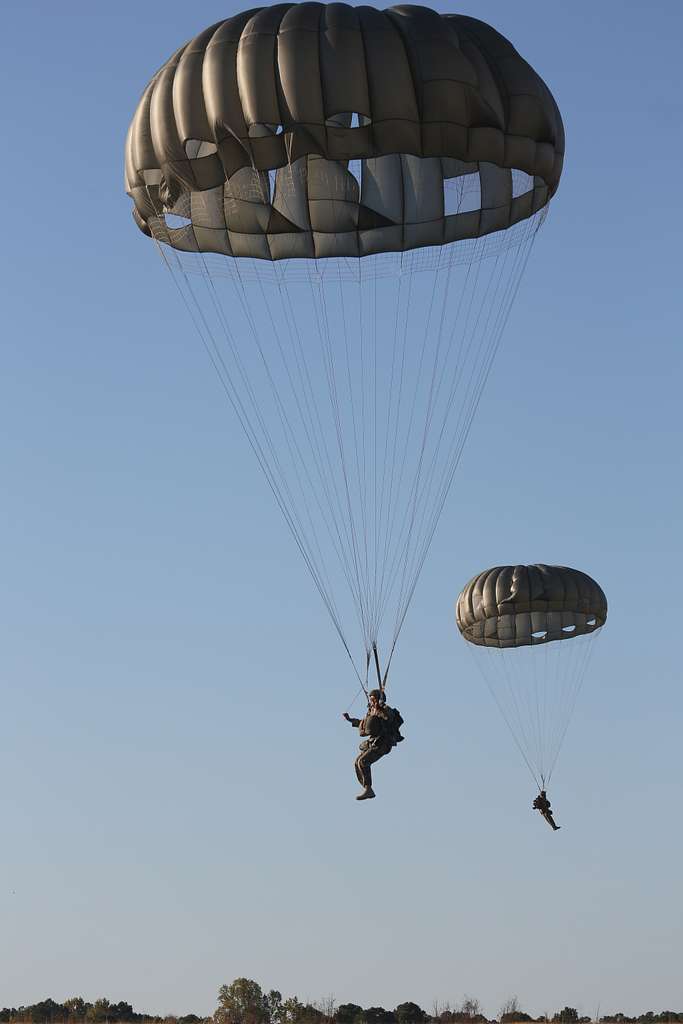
[456,565,607,649]
[125,3,564,260]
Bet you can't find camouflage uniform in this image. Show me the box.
[533,790,561,831]
[349,712,393,789]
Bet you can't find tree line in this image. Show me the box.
[0,1000,201,1024]
[3,980,683,1024]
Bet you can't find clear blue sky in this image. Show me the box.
[1,0,682,1018]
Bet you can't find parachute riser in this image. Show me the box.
[372,642,383,693]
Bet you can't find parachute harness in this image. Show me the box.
[343,642,392,714]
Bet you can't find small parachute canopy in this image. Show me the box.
[456,564,607,649]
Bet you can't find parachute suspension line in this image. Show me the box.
[387,237,479,639]
[372,222,468,651]
[544,628,581,784]
[530,637,547,776]
[496,644,543,784]
[391,220,531,647]
[386,259,443,612]
[379,231,488,671]
[335,259,372,646]
[388,215,542,654]
[258,287,343,606]
[312,206,543,678]
[344,651,371,713]
[373,260,409,633]
[499,637,541,778]
[421,221,534,526]
[154,238,365,689]
[202,267,348,648]
[527,637,541,773]
[371,265,380,641]
[356,256,371,642]
[380,241,449,635]
[214,259,349,639]
[232,258,377,680]
[374,267,415,626]
[247,266,360,627]
[474,624,603,790]
[380,264,436,621]
[536,636,549,778]
[466,642,542,790]
[359,266,379,651]
[368,267,380,647]
[392,240,495,626]
[308,175,374,661]
[372,642,383,692]
[308,270,372,650]
[305,240,385,660]
[387,233,489,634]
[270,264,363,611]
[545,627,601,785]
[242,260,364,646]
[358,263,377,646]
[543,627,567,780]
[276,259,371,639]
[497,641,544,783]
[525,627,569,784]
[154,243,293,511]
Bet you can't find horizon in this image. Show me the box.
[5,989,683,1023]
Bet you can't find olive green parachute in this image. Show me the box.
[126,7,565,693]
[456,564,607,648]
[456,565,607,787]
[125,4,564,261]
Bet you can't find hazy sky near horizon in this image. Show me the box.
[1,0,682,1018]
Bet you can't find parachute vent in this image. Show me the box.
[248,123,285,138]
[444,172,481,216]
[347,159,362,189]
[512,169,535,198]
[164,213,192,230]
[325,112,371,128]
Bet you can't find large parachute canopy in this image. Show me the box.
[126,4,564,257]
[456,565,607,787]
[126,5,564,691]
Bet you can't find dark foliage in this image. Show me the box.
[3,985,683,1024]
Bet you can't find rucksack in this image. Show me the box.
[384,706,405,747]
